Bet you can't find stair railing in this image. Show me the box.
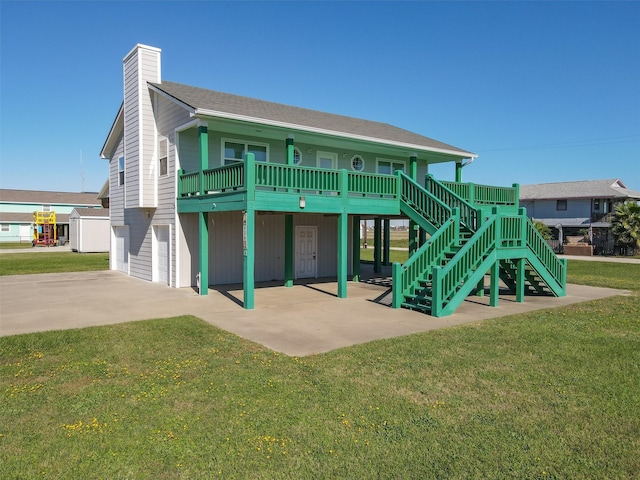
[399,172,452,230]
[424,174,479,231]
[392,212,460,308]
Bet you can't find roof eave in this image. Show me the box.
[100,104,124,159]
[194,108,477,159]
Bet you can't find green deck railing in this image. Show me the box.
[179,157,399,199]
[441,180,519,207]
[400,173,453,230]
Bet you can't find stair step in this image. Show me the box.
[401,302,432,313]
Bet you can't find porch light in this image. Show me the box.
[299,196,306,209]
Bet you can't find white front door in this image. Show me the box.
[295,226,317,279]
[153,225,170,285]
[113,226,129,273]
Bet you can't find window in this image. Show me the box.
[593,199,600,211]
[556,199,567,211]
[223,139,268,165]
[293,147,302,166]
[351,155,364,172]
[118,156,125,186]
[1,224,9,232]
[159,138,168,177]
[42,204,51,212]
[377,159,405,175]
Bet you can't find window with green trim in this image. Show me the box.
[376,159,405,175]
[223,139,268,165]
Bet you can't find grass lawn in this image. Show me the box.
[1,262,639,478]
[0,242,32,250]
[0,252,109,275]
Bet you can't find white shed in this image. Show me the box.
[69,208,110,253]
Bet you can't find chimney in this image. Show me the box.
[122,44,161,208]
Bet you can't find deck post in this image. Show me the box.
[490,260,500,306]
[337,212,348,298]
[383,218,391,266]
[286,136,295,165]
[374,217,382,273]
[515,257,525,303]
[391,262,402,308]
[455,160,462,183]
[198,211,209,295]
[198,124,208,196]
[284,214,294,287]
[409,220,418,255]
[410,155,417,181]
[352,215,361,281]
[243,208,255,309]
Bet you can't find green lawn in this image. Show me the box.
[1,262,638,478]
[0,252,109,275]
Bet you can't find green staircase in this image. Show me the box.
[392,173,566,317]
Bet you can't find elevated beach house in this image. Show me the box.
[100,44,565,317]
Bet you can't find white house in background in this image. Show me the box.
[69,208,110,252]
[520,178,640,253]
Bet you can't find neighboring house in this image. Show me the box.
[100,44,566,317]
[520,179,640,254]
[0,189,103,245]
[69,208,110,252]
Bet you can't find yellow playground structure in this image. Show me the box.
[33,211,58,246]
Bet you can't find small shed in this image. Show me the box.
[69,208,110,252]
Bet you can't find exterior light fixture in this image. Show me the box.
[299,196,306,209]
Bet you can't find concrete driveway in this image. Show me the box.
[0,268,629,356]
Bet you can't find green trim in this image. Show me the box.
[198,211,209,296]
[352,215,360,282]
[337,213,348,298]
[284,214,293,287]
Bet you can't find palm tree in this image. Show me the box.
[611,201,640,253]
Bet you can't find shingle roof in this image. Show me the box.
[0,212,71,223]
[0,189,101,206]
[519,179,640,200]
[71,208,109,218]
[150,81,475,158]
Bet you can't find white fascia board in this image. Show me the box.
[194,108,477,159]
[100,105,124,159]
[148,84,196,115]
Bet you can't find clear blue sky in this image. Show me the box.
[1,1,639,194]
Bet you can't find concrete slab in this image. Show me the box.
[0,269,630,356]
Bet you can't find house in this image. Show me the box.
[100,44,566,317]
[69,208,110,252]
[520,179,640,255]
[0,189,103,245]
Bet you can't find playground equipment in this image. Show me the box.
[33,211,57,246]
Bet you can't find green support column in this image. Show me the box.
[455,160,462,183]
[352,215,361,282]
[490,260,500,307]
[337,213,348,298]
[374,218,382,273]
[383,218,390,266]
[198,124,208,195]
[198,211,209,296]
[516,258,525,303]
[243,208,255,309]
[284,214,294,287]
[410,155,417,181]
[284,138,295,287]
[476,274,485,297]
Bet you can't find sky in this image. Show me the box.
[1,0,639,195]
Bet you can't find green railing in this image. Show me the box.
[204,163,244,192]
[424,175,478,230]
[179,157,399,199]
[392,215,459,308]
[178,171,200,196]
[400,173,452,230]
[499,215,526,248]
[431,216,497,316]
[525,218,565,287]
[441,180,518,207]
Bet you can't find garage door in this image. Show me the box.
[154,225,170,285]
[113,226,129,273]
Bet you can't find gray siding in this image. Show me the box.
[123,50,140,208]
[124,208,153,281]
[526,199,592,219]
[109,136,125,226]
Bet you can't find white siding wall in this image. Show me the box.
[109,136,125,226]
